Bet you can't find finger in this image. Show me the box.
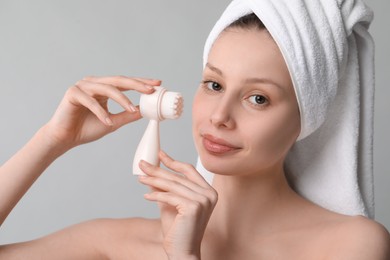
[139,160,218,211]
[143,191,194,211]
[159,151,210,188]
[133,77,162,85]
[139,173,218,210]
[138,160,207,196]
[66,86,113,126]
[86,75,161,86]
[149,155,218,205]
[139,175,199,200]
[144,190,216,218]
[110,109,142,130]
[82,75,160,94]
[139,160,193,186]
[75,80,138,113]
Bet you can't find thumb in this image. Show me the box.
[110,110,142,130]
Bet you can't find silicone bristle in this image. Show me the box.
[160,92,183,120]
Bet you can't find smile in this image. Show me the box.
[202,134,241,154]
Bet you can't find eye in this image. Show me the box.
[247,94,268,106]
[203,81,223,92]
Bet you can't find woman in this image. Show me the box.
[1,1,389,259]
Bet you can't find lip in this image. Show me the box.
[202,134,241,154]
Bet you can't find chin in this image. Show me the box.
[199,154,240,176]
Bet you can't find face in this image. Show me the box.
[192,27,300,177]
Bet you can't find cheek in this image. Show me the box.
[277,105,301,147]
[268,107,300,154]
[245,105,300,162]
[192,91,207,140]
[192,91,202,128]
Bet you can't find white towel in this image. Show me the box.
[197,0,375,218]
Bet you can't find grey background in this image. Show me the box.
[0,0,388,244]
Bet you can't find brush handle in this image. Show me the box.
[133,120,160,175]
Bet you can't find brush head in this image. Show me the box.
[140,87,183,121]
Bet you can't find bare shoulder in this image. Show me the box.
[91,217,162,238]
[85,217,164,259]
[327,215,390,259]
[0,217,163,259]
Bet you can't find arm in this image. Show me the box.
[0,76,160,258]
[0,126,67,225]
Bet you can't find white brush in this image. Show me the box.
[133,87,183,175]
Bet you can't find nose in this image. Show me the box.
[210,96,236,129]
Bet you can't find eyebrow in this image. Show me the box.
[205,63,223,76]
[205,62,284,90]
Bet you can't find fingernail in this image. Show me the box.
[139,160,149,167]
[128,104,138,113]
[105,117,114,126]
[138,175,148,180]
[159,150,167,157]
[145,85,155,90]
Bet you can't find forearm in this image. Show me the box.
[0,126,68,225]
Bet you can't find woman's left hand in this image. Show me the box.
[138,151,218,260]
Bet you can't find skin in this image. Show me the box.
[0,28,389,259]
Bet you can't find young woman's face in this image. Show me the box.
[192,27,300,177]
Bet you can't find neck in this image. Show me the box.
[207,166,304,240]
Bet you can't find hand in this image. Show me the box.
[43,76,160,151]
[138,151,218,259]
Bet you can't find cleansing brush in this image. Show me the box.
[133,87,183,175]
